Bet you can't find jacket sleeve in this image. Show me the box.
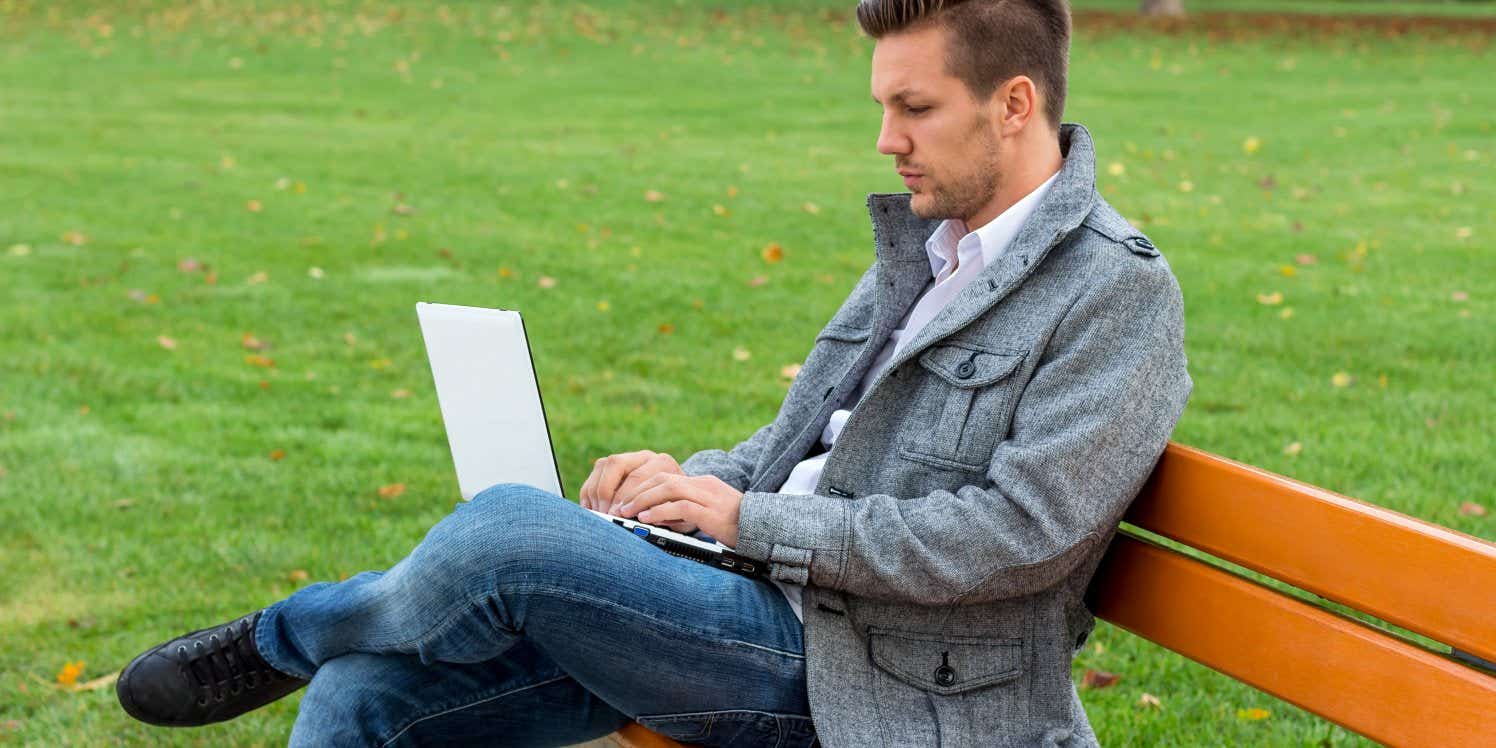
[679,422,775,493]
[732,260,1193,605]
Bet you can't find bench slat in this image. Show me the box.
[611,723,688,748]
[1126,443,1496,664]
[1090,533,1496,746]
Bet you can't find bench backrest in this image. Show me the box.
[1087,442,1496,746]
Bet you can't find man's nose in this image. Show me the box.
[876,113,910,156]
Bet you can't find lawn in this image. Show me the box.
[1,1,1492,745]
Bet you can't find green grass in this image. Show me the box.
[2,1,1492,745]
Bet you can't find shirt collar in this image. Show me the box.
[923,169,1061,278]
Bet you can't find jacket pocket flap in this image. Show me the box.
[918,345,1025,388]
[867,628,1023,695]
[817,324,872,343]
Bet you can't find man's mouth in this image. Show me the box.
[898,169,923,189]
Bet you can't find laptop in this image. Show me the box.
[415,302,764,579]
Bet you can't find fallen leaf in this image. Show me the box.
[1258,175,1277,190]
[1295,253,1318,265]
[747,275,769,287]
[761,243,784,263]
[1451,291,1469,302]
[156,336,178,350]
[112,498,134,509]
[1455,227,1472,240]
[780,363,802,380]
[1138,693,1162,709]
[1243,136,1261,155]
[802,201,821,215]
[308,266,325,279]
[498,267,515,279]
[62,230,88,246]
[246,199,263,213]
[712,204,730,217]
[7,243,31,256]
[596,300,611,312]
[732,346,751,361]
[390,389,412,399]
[343,332,357,346]
[1331,372,1353,388]
[246,271,269,285]
[220,155,236,170]
[1081,669,1120,689]
[657,323,676,335]
[1279,265,1296,277]
[537,276,557,289]
[288,569,309,582]
[258,380,271,390]
[245,354,275,368]
[1178,180,1194,193]
[1107,162,1125,177]
[242,333,268,351]
[643,189,665,202]
[68,671,119,693]
[1283,441,1303,457]
[1256,292,1283,306]
[79,405,90,415]
[269,449,286,461]
[56,661,85,687]
[1460,502,1488,517]
[1278,307,1294,320]
[378,483,406,499]
[370,358,392,369]
[1236,707,1271,721]
[726,185,739,197]
[177,257,201,272]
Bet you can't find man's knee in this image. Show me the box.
[425,483,587,579]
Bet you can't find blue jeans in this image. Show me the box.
[253,483,815,747]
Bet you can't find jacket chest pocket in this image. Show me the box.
[899,343,1026,472]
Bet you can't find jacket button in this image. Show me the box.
[955,361,976,379]
[933,665,957,686]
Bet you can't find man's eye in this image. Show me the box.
[906,106,930,115]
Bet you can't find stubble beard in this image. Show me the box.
[909,118,1003,223]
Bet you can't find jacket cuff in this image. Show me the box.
[736,491,850,587]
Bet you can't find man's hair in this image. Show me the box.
[856,0,1070,131]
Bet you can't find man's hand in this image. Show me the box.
[579,450,684,515]
[618,474,744,548]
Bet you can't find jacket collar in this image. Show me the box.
[863,122,1099,368]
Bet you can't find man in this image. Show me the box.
[117,0,1190,745]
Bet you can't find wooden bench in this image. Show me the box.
[602,442,1496,747]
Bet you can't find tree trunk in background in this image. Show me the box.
[1139,0,1185,17]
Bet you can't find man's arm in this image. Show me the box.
[731,259,1192,605]
[678,422,776,493]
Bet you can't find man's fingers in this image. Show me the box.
[619,474,697,517]
[611,453,679,511]
[592,451,656,506]
[637,499,702,528]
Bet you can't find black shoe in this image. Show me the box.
[117,610,309,726]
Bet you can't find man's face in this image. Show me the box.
[871,23,1002,223]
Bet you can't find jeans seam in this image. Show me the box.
[377,673,571,748]
[515,583,806,660]
[376,582,804,663]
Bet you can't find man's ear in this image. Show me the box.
[993,75,1040,137]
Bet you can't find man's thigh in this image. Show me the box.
[465,483,812,742]
[291,642,627,747]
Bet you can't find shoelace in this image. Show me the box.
[179,617,285,706]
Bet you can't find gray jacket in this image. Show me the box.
[682,123,1192,747]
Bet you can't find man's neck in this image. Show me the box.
[964,137,1064,230]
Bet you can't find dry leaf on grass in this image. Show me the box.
[761,243,784,263]
[1138,693,1162,709]
[1460,502,1488,517]
[1080,669,1120,689]
[378,483,406,499]
[1236,707,1271,720]
[157,336,177,350]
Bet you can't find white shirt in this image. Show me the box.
[770,170,1060,621]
